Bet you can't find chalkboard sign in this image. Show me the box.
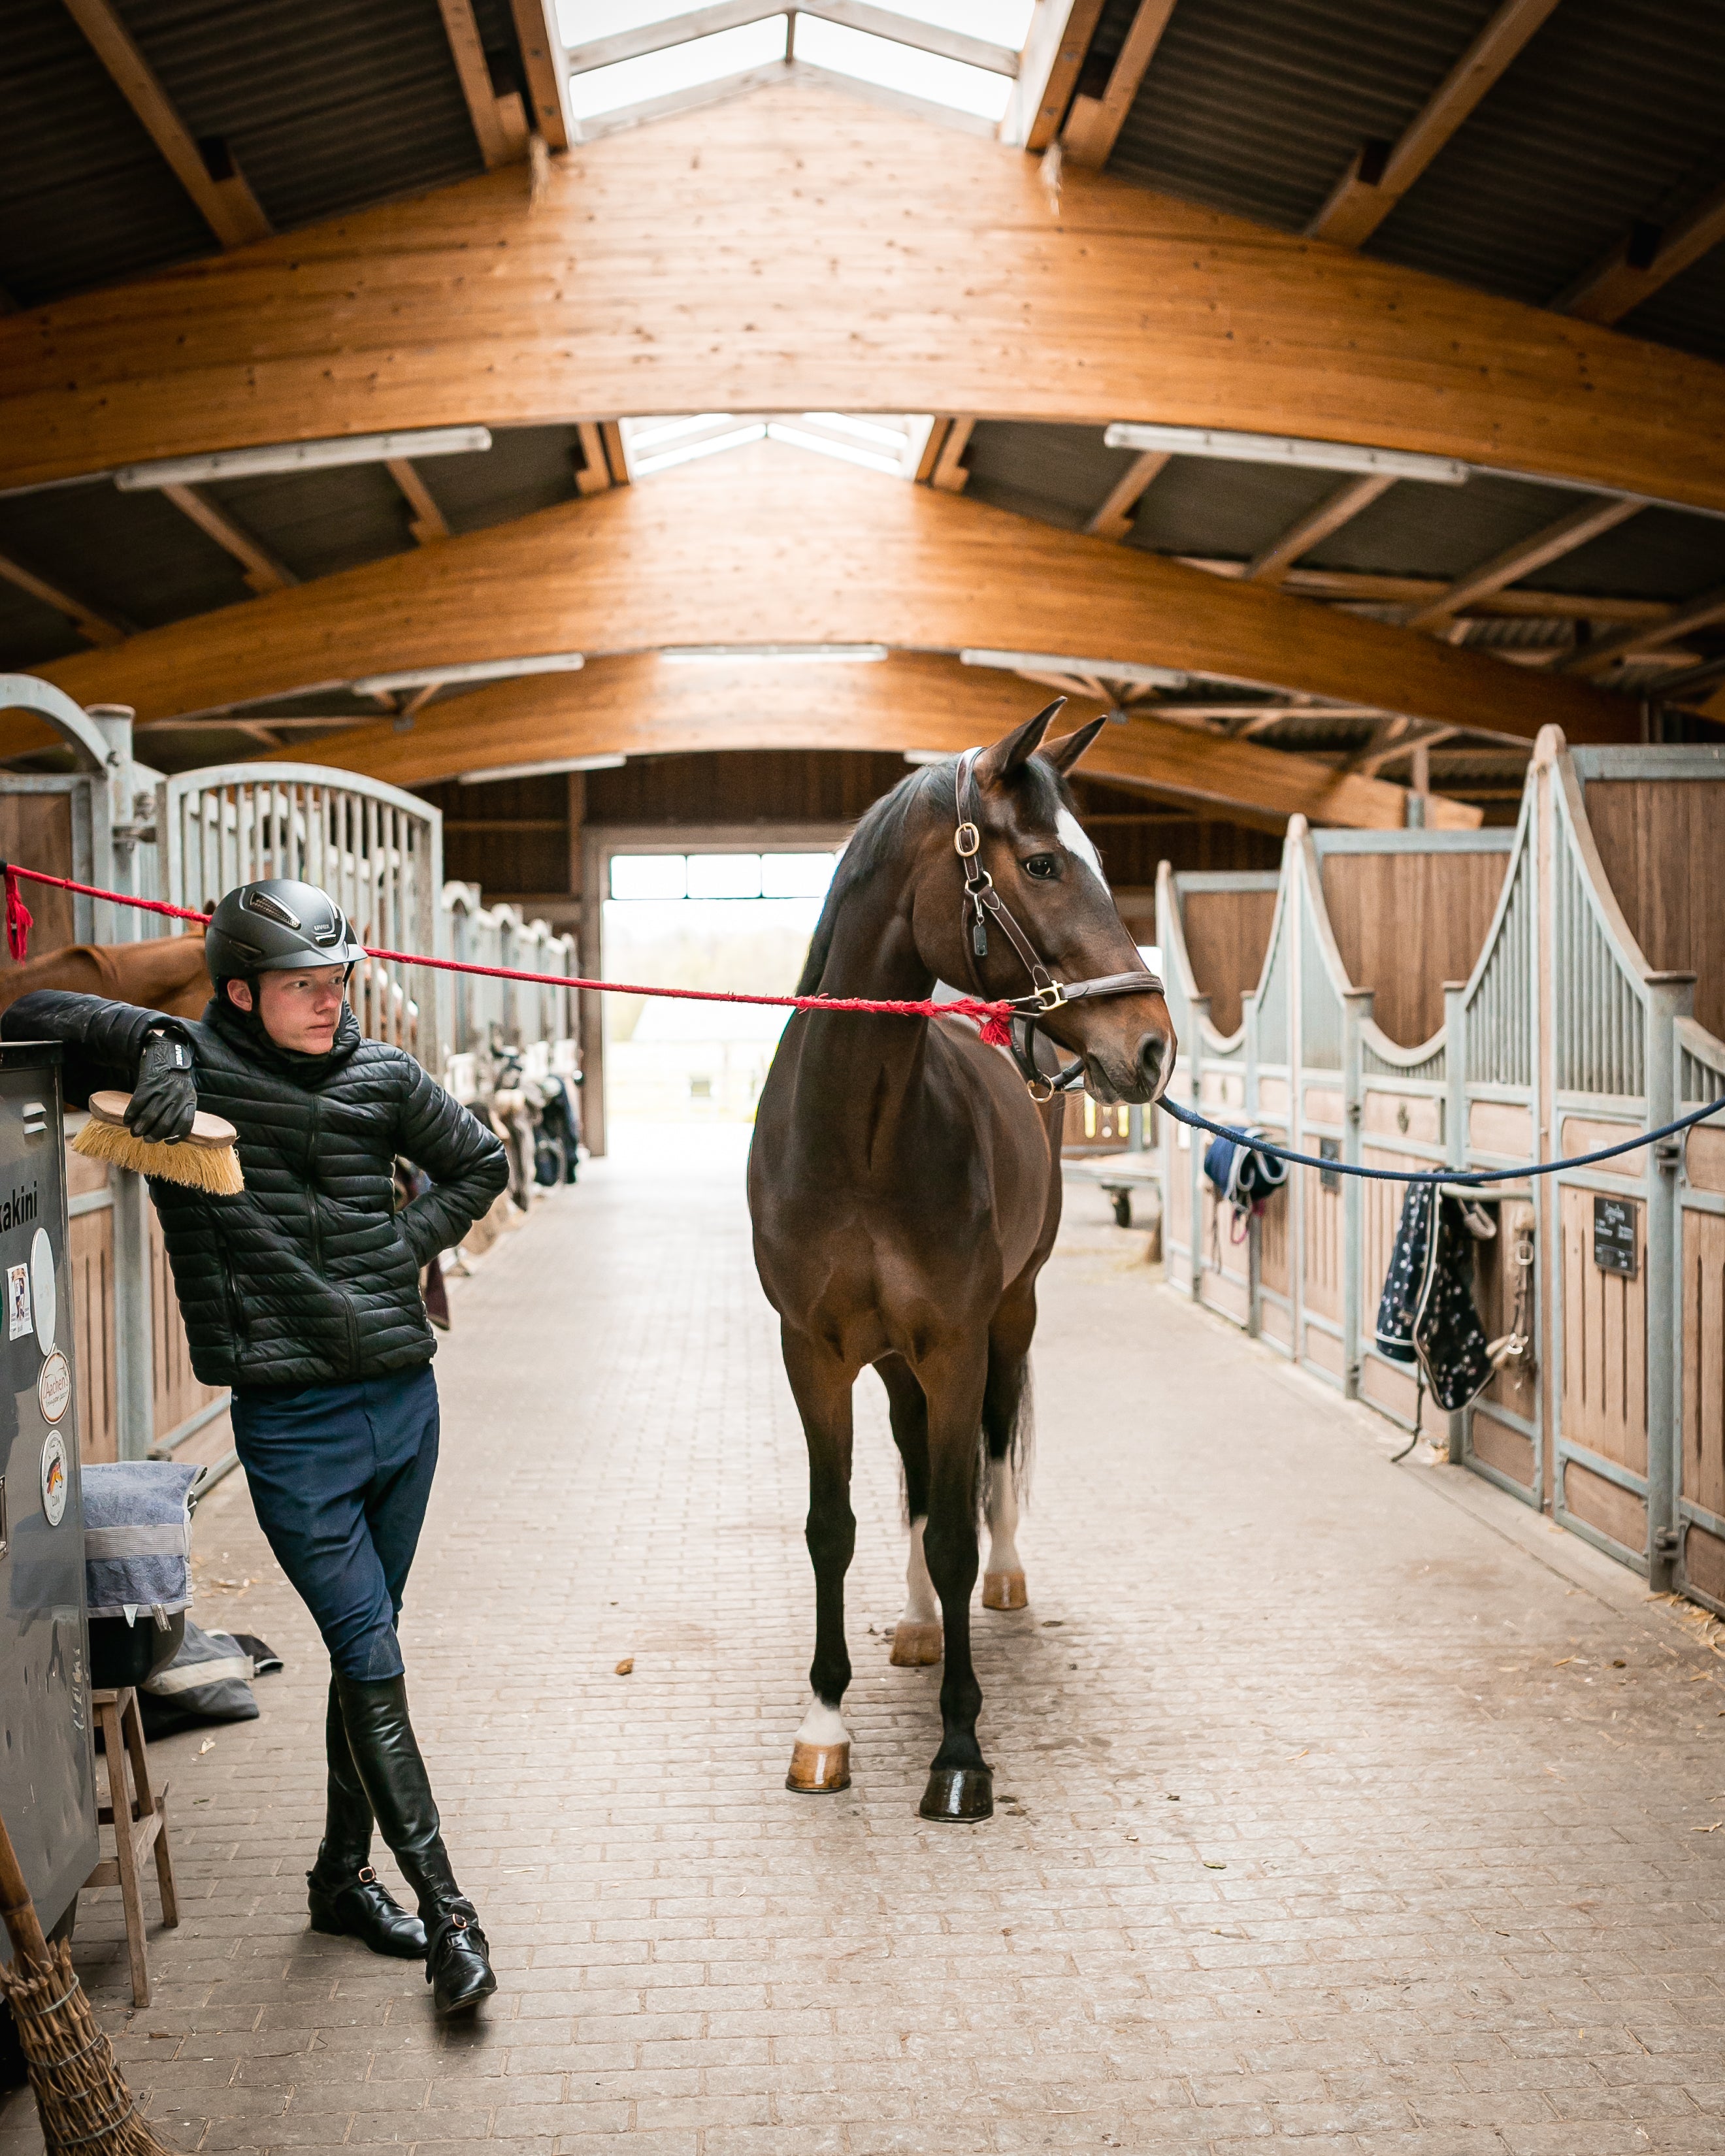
[1593,1195,1638,1277]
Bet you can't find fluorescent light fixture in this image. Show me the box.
[765,421,904,475]
[1102,423,1468,485]
[459,754,626,785]
[115,427,492,491]
[960,649,1189,689]
[792,14,1013,120]
[660,644,889,662]
[351,652,585,695]
[802,413,910,449]
[631,421,766,475]
[567,13,787,118]
[627,411,736,454]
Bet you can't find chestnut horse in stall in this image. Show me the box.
[748,705,1175,1821]
[0,935,212,1019]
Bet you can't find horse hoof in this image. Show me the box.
[982,1571,1028,1610]
[919,1766,994,1822]
[889,1622,943,1666]
[785,1740,851,1794]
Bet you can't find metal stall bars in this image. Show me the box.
[1298,826,1515,1429]
[1677,973,1725,1612]
[439,884,576,1100]
[1155,864,1280,1328]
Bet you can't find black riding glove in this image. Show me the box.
[126,1028,198,1143]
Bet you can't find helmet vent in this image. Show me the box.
[244,889,302,930]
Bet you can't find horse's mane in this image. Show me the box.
[795,747,1072,996]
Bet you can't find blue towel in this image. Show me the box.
[82,1461,199,1621]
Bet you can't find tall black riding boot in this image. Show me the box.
[333,1673,497,2017]
[308,1680,427,1958]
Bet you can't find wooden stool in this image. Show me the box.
[85,1686,178,2006]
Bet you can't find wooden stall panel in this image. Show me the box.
[1363,1089,1441,1145]
[1585,778,1725,1039]
[0,794,75,973]
[1564,1457,1647,1558]
[1560,1184,1647,1477]
[69,1211,116,1466]
[1303,1168,1341,1321]
[1197,1182,1251,1326]
[1181,887,1277,1037]
[1683,1209,1725,1523]
[1469,1197,1539,1491]
[1166,1120,1192,1286]
[1320,849,1507,1048]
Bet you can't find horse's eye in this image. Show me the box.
[1023,855,1059,881]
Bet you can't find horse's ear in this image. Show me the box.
[975,698,1066,787]
[1043,715,1109,776]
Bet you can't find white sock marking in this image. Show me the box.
[985,1455,1023,1578]
[900,1516,940,1626]
[795,1697,850,1746]
[1056,806,1109,892]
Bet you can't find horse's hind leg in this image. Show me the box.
[982,1291,1035,1612]
[876,1355,942,1667]
[780,1325,857,1795]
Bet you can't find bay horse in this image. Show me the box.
[0,934,212,1018]
[748,704,1175,1821]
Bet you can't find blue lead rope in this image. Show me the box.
[1157,1094,1725,1187]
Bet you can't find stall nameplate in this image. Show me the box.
[1592,1195,1638,1277]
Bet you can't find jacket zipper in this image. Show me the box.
[306,1094,363,1377]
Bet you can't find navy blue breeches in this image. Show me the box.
[230,1365,440,1682]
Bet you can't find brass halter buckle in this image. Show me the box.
[1026,1075,1057,1103]
[954,821,981,859]
[1031,981,1066,1013]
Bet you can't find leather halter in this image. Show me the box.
[953,748,1165,1102]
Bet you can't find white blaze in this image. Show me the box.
[1057,806,1109,891]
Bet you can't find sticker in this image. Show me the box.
[38,1348,71,1426]
[6,1262,29,1340]
[40,1429,67,1526]
[30,1227,54,1354]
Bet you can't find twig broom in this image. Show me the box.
[0,1807,178,2155]
[73,1092,244,1198]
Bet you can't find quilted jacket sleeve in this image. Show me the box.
[391,1058,510,1266]
[1,990,182,1108]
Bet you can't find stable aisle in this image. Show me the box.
[8,1126,1725,2155]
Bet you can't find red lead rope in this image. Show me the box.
[0,861,1021,1044]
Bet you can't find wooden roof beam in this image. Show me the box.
[1086,450,1168,539]
[61,0,271,249]
[1306,0,1565,249]
[928,418,974,493]
[1010,0,1107,151]
[1558,175,1725,325]
[1563,581,1725,679]
[508,0,572,150]
[1402,495,1646,630]
[25,439,1634,750]
[244,648,1477,830]
[1060,1,1177,169]
[386,459,451,543]
[0,553,125,647]
[157,483,296,595]
[1243,473,1394,586]
[6,86,1725,513]
[435,0,525,168]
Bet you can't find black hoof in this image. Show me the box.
[919,1765,993,1821]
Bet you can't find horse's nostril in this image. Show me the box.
[1138,1034,1168,1090]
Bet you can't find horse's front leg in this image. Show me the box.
[780,1323,857,1795]
[915,1340,993,1821]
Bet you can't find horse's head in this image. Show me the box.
[915,704,1176,1105]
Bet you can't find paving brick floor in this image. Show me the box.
[8,1124,1725,2155]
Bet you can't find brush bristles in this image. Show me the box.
[73,1119,244,1196]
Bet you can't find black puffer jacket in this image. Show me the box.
[3,992,508,1392]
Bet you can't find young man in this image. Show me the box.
[3,879,510,2016]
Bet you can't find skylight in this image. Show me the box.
[567,14,787,120]
[793,16,1013,122]
[617,412,934,480]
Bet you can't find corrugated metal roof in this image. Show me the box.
[121,0,488,237]
[1302,470,1575,581]
[1363,0,1725,308]
[0,1,215,306]
[1108,0,1500,234]
[0,481,252,630]
[0,581,84,676]
[1525,506,1725,603]
[430,425,587,535]
[211,463,414,582]
[962,423,1126,531]
[1105,0,1725,364]
[1127,457,1338,560]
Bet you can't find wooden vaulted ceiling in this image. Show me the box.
[4,9,1724,833]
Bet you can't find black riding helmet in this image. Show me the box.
[205,878,367,1004]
